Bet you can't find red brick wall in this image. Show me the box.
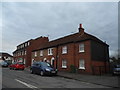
[32,47,57,68]
[74,41,92,74]
[91,61,109,75]
[31,40,109,74]
[58,43,75,71]
[26,37,49,66]
[13,37,49,67]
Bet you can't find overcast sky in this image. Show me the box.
[1,2,118,56]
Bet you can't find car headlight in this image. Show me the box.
[45,68,51,71]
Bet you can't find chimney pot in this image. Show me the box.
[78,23,84,33]
[80,24,82,28]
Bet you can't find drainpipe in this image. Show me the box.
[73,42,76,73]
[56,45,59,70]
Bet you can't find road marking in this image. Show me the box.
[15,79,38,88]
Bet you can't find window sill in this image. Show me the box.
[48,54,53,56]
[62,53,67,55]
[62,66,67,68]
[79,51,85,53]
[79,67,85,70]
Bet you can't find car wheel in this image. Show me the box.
[40,71,44,76]
[30,69,33,74]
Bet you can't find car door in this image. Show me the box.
[32,62,37,73]
[36,63,41,74]
[12,63,16,68]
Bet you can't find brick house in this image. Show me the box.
[13,37,49,67]
[31,24,109,74]
[0,52,13,64]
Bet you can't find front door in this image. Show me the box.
[51,57,55,67]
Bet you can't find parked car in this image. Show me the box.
[112,64,120,75]
[0,60,8,67]
[30,61,57,76]
[9,62,25,70]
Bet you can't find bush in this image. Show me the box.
[70,65,77,73]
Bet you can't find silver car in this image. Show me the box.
[112,64,120,75]
[0,61,8,67]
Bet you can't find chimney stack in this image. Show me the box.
[78,24,84,33]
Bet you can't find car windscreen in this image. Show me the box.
[115,65,120,68]
[12,62,17,64]
[40,62,51,67]
[18,62,24,65]
[0,61,7,64]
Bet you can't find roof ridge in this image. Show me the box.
[32,32,108,52]
[49,32,80,43]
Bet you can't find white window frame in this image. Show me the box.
[34,52,37,57]
[62,46,67,54]
[48,48,53,55]
[22,44,24,48]
[22,51,24,55]
[24,51,26,55]
[79,59,85,69]
[40,50,43,56]
[62,60,67,68]
[25,43,27,47]
[28,42,30,46]
[24,59,26,64]
[79,43,85,53]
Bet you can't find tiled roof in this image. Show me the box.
[33,31,108,51]
[0,52,13,57]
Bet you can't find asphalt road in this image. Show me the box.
[2,67,111,89]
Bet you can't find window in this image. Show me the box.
[40,50,43,56]
[25,43,27,47]
[28,42,30,46]
[18,52,19,56]
[22,51,24,55]
[62,60,67,68]
[48,48,53,55]
[34,52,37,57]
[79,59,85,69]
[24,51,26,55]
[79,43,85,52]
[24,59,26,64]
[20,45,21,48]
[21,51,22,55]
[62,46,67,54]
[22,44,24,48]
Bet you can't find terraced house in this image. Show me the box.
[13,37,49,67]
[32,24,109,75]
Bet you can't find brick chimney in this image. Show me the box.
[78,24,84,33]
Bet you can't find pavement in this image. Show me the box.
[57,71,119,88]
[25,67,119,88]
